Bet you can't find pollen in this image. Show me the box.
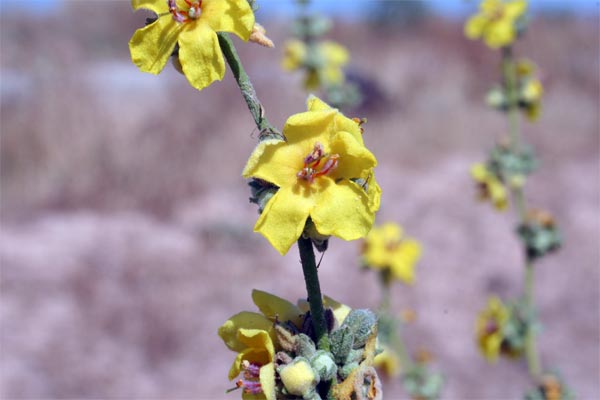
[297,142,339,183]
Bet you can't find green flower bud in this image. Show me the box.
[310,350,337,381]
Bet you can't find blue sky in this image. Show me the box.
[1,0,598,17]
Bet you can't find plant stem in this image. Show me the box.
[379,276,413,370]
[217,33,282,140]
[524,261,541,378]
[297,237,330,351]
[502,46,542,379]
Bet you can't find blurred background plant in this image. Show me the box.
[361,222,444,399]
[1,1,598,399]
[465,0,573,397]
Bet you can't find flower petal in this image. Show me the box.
[464,15,487,40]
[484,22,515,48]
[129,16,183,75]
[252,289,303,328]
[238,328,275,359]
[259,363,276,400]
[329,130,377,180]
[320,41,349,66]
[323,295,352,325]
[311,180,374,240]
[254,188,313,255]
[202,0,255,40]
[282,40,306,71]
[283,109,336,145]
[131,0,168,13]
[366,172,382,213]
[178,22,225,90]
[504,0,527,19]
[390,239,422,285]
[242,139,302,187]
[218,311,273,353]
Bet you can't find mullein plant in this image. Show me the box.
[282,0,362,110]
[361,223,444,400]
[129,1,384,399]
[465,1,571,398]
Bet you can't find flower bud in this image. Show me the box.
[279,357,319,397]
[310,350,338,381]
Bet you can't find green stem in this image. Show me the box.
[297,237,330,351]
[217,33,282,140]
[379,275,413,371]
[502,46,542,379]
[524,261,541,378]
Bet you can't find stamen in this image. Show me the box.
[297,142,339,183]
[167,0,202,23]
[235,360,263,395]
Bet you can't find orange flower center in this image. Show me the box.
[168,0,202,23]
[296,142,339,184]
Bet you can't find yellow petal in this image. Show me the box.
[131,0,168,13]
[311,180,374,241]
[504,0,527,19]
[470,163,488,181]
[178,22,225,91]
[129,16,183,75]
[320,41,349,66]
[283,109,336,145]
[365,171,381,213]
[252,289,303,328]
[306,95,332,112]
[464,15,487,39]
[230,346,271,380]
[329,131,377,180]
[282,40,307,70]
[218,311,273,353]
[323,295,352,325]
[259,363,276,400]
[480,0,502,15]
[201,0,255,40]
[390,239,422,285]
[238,328,275,359]
[254,188,313,255]
[242,139,303,187]
[484,21,516,48]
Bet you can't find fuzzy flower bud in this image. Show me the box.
[279,357,319,397]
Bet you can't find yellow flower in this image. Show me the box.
[373,346,401,377]
[218,290,303,400]
[464,0,527,49]
[361,223,422,285]
[129,0,254,91]
[243,96,380,255]
[475,296,510,362]
[282,40,349,89]
[470,163,508,211]
[521,78,543,121]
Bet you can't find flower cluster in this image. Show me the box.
[129,0,255,91]
[281,4,361,109]
[517,209,561,261]
[244,96,381,255]
[470,163,509,211]
[218,290,381,399]
[361,223,422,285]
[464,0,527,49]
[282,39,349,90]
[486,59,544,121]
[476,296,527,362]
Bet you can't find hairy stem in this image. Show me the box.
[524,261,541,378]
[298,237,330,351]
[217,33,282,140]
